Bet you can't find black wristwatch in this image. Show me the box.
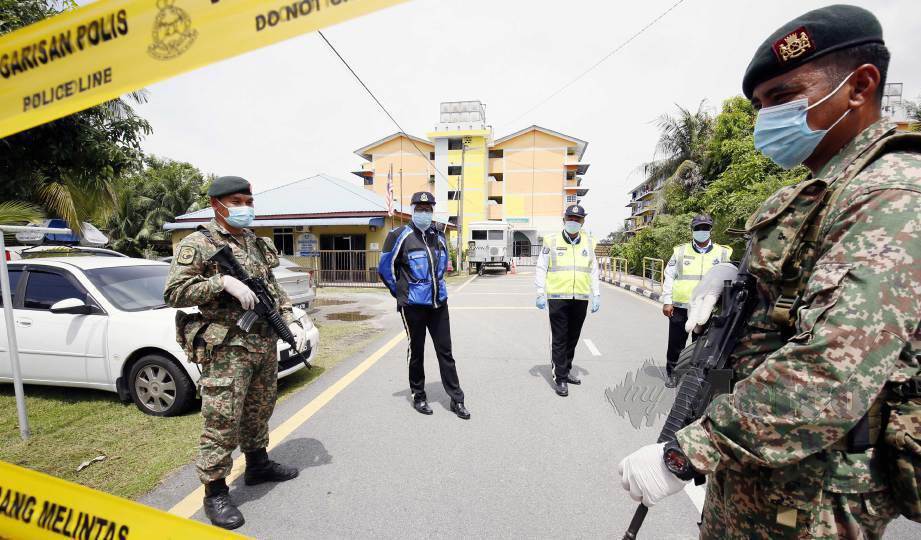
[663,440,696,481]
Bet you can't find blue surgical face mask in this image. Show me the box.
[693,230,711,243]
[219,200,255,228]
[412,211,433,230]
[564,220,582,235]
[753,71,854,169]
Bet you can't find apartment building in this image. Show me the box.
[623,178,663,237]
[353,100,590,250]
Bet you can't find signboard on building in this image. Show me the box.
[297,233,319,257]
[506,217,529,223]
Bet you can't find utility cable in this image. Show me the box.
[503,0,688,127]
[317,31,452,190]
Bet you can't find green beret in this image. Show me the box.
[207,176,252,198]
[742,4,884,99]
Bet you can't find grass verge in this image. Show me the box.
[0,318,382,500]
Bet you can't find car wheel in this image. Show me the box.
[128,354,194,417]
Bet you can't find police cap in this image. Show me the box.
[742,4,884,99]
[411,191,436,205]
[207,176,252,198]
[691,214,714,229]
[564,204,587,218]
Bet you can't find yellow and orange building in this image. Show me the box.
[353,101,590,250]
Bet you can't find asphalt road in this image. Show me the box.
[142,270,919,539]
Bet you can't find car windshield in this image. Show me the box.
[82,265,170,312]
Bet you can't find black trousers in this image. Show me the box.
[400,304,464,403]
[548,299,588,381]
[666,306,700,376]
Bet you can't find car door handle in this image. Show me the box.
[15,318,32,328]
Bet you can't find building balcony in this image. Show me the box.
[488,204,503,220]
[634,204,656,217]
[488,181,503,198]
[488,157,504,174]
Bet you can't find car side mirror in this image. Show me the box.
[50,298,95,315]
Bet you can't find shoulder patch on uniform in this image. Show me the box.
[177,246,196,265]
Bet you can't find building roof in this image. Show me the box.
[354,132,433,161]
[171,174,452,227]
[494,125,589,160]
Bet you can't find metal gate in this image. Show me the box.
[513,243,541,266]
[315,250,384,288]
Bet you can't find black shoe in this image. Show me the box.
[450,400,471,420]
[554,379,569,397]
[566,374,581,385]
[413,399,433,415]
[203,492,245,530]
[665,375,678,389]
[244,457,299,486]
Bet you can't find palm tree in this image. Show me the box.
[0,201,43,225]
[643,101,713,188]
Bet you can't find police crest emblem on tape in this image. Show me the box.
[148,0,198,61]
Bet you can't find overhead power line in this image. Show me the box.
[503,0,688,127]
[317,31,453,189]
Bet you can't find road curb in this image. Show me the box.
[601,277,662,303]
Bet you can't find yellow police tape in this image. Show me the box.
[0,0,407,139]
[0,460,243,539]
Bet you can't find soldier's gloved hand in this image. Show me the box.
[685,293,719,334]
[536,294,547,310]
[288,322,307,352]
[591,295,601,313]
[221,275,258,310]
[617,443,687,507]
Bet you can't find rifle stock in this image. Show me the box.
[622,252,756,539]
[208,245,313,369]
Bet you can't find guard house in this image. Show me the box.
[165,174,452,286]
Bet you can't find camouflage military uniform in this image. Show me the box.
[676,122,921,539]
[164,219,294,483]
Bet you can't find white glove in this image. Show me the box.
[617,443,688,507]
[288,322,307,352]
[221,275,258,310]
[685,293,719,334]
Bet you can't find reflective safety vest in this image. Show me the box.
[544,232,595,300]
[671,243,732,307]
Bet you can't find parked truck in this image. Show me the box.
[466,221,513,275]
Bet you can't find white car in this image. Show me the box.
[275,257,316,309]
[0,257,319,416]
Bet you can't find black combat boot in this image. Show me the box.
[203,479,244,530]
[243,449,299,486]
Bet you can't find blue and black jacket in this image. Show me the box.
[379,224,448,308]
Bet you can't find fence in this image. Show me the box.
[513,243,542,266]
[641,257,664,292]
[306,250,384,288]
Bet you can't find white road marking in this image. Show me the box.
[583,339,601,356]
[684,482,706,514]
[453,275,478,293]
[452,306,536,310]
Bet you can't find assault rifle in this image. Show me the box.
[209,245,313,369]
[622,250,756,539]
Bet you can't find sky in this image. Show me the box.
[97,0,921,236]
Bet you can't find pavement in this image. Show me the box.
[141,269,919,539]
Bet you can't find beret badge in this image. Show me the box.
[773,26,814,63]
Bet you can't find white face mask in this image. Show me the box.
[564,221,582,235]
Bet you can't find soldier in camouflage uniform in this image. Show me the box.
[618,6,920,539]
[164,176,305,530]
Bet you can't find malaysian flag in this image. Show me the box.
[386,164,394,217]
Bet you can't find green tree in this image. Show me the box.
[0,201,43,225]
[643,101,713,190]
[107,157,209,257]
[0,0,151,234]
[906,98,921,132]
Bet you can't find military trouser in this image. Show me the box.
[197,345,278,483]
[699,466,899,540]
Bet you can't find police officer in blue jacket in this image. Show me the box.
[379,192,470,419]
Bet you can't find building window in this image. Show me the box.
[566,195,578,204]
[448,191,459,200]
[488,149,503,158]
[429,152,435,160]
[448,138,463,150]
[472,230,487,240]
[273,228,294,256]
[429,174,435,183]
[448,166,462,176]
[448,216,458,227]
[363,177,373,186]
